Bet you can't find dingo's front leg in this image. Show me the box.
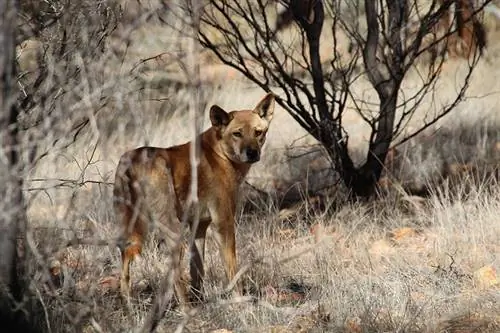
[210,201,241,297]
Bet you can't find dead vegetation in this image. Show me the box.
[3,0,500,332]
[30,170,500,332]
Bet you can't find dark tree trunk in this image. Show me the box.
[0,1,39,331]
[350,90,399,198]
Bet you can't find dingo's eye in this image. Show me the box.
[232,132,242,138]
[255,130,263,137]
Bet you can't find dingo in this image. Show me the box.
[113,93,275,303]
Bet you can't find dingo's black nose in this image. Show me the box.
[245,148,260,162]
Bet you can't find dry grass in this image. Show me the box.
[20,2,500,332]
[28,169,500,332]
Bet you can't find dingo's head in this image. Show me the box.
[210,93,275,164]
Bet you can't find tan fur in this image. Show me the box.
[113,93,275,303]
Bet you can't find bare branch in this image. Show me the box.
[194,0,489,197]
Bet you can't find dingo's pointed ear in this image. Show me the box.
[210,105,231,127]
[254,93,275,122]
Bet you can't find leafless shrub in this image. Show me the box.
[195,0,492,198]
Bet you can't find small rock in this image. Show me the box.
[473,265,498,289]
